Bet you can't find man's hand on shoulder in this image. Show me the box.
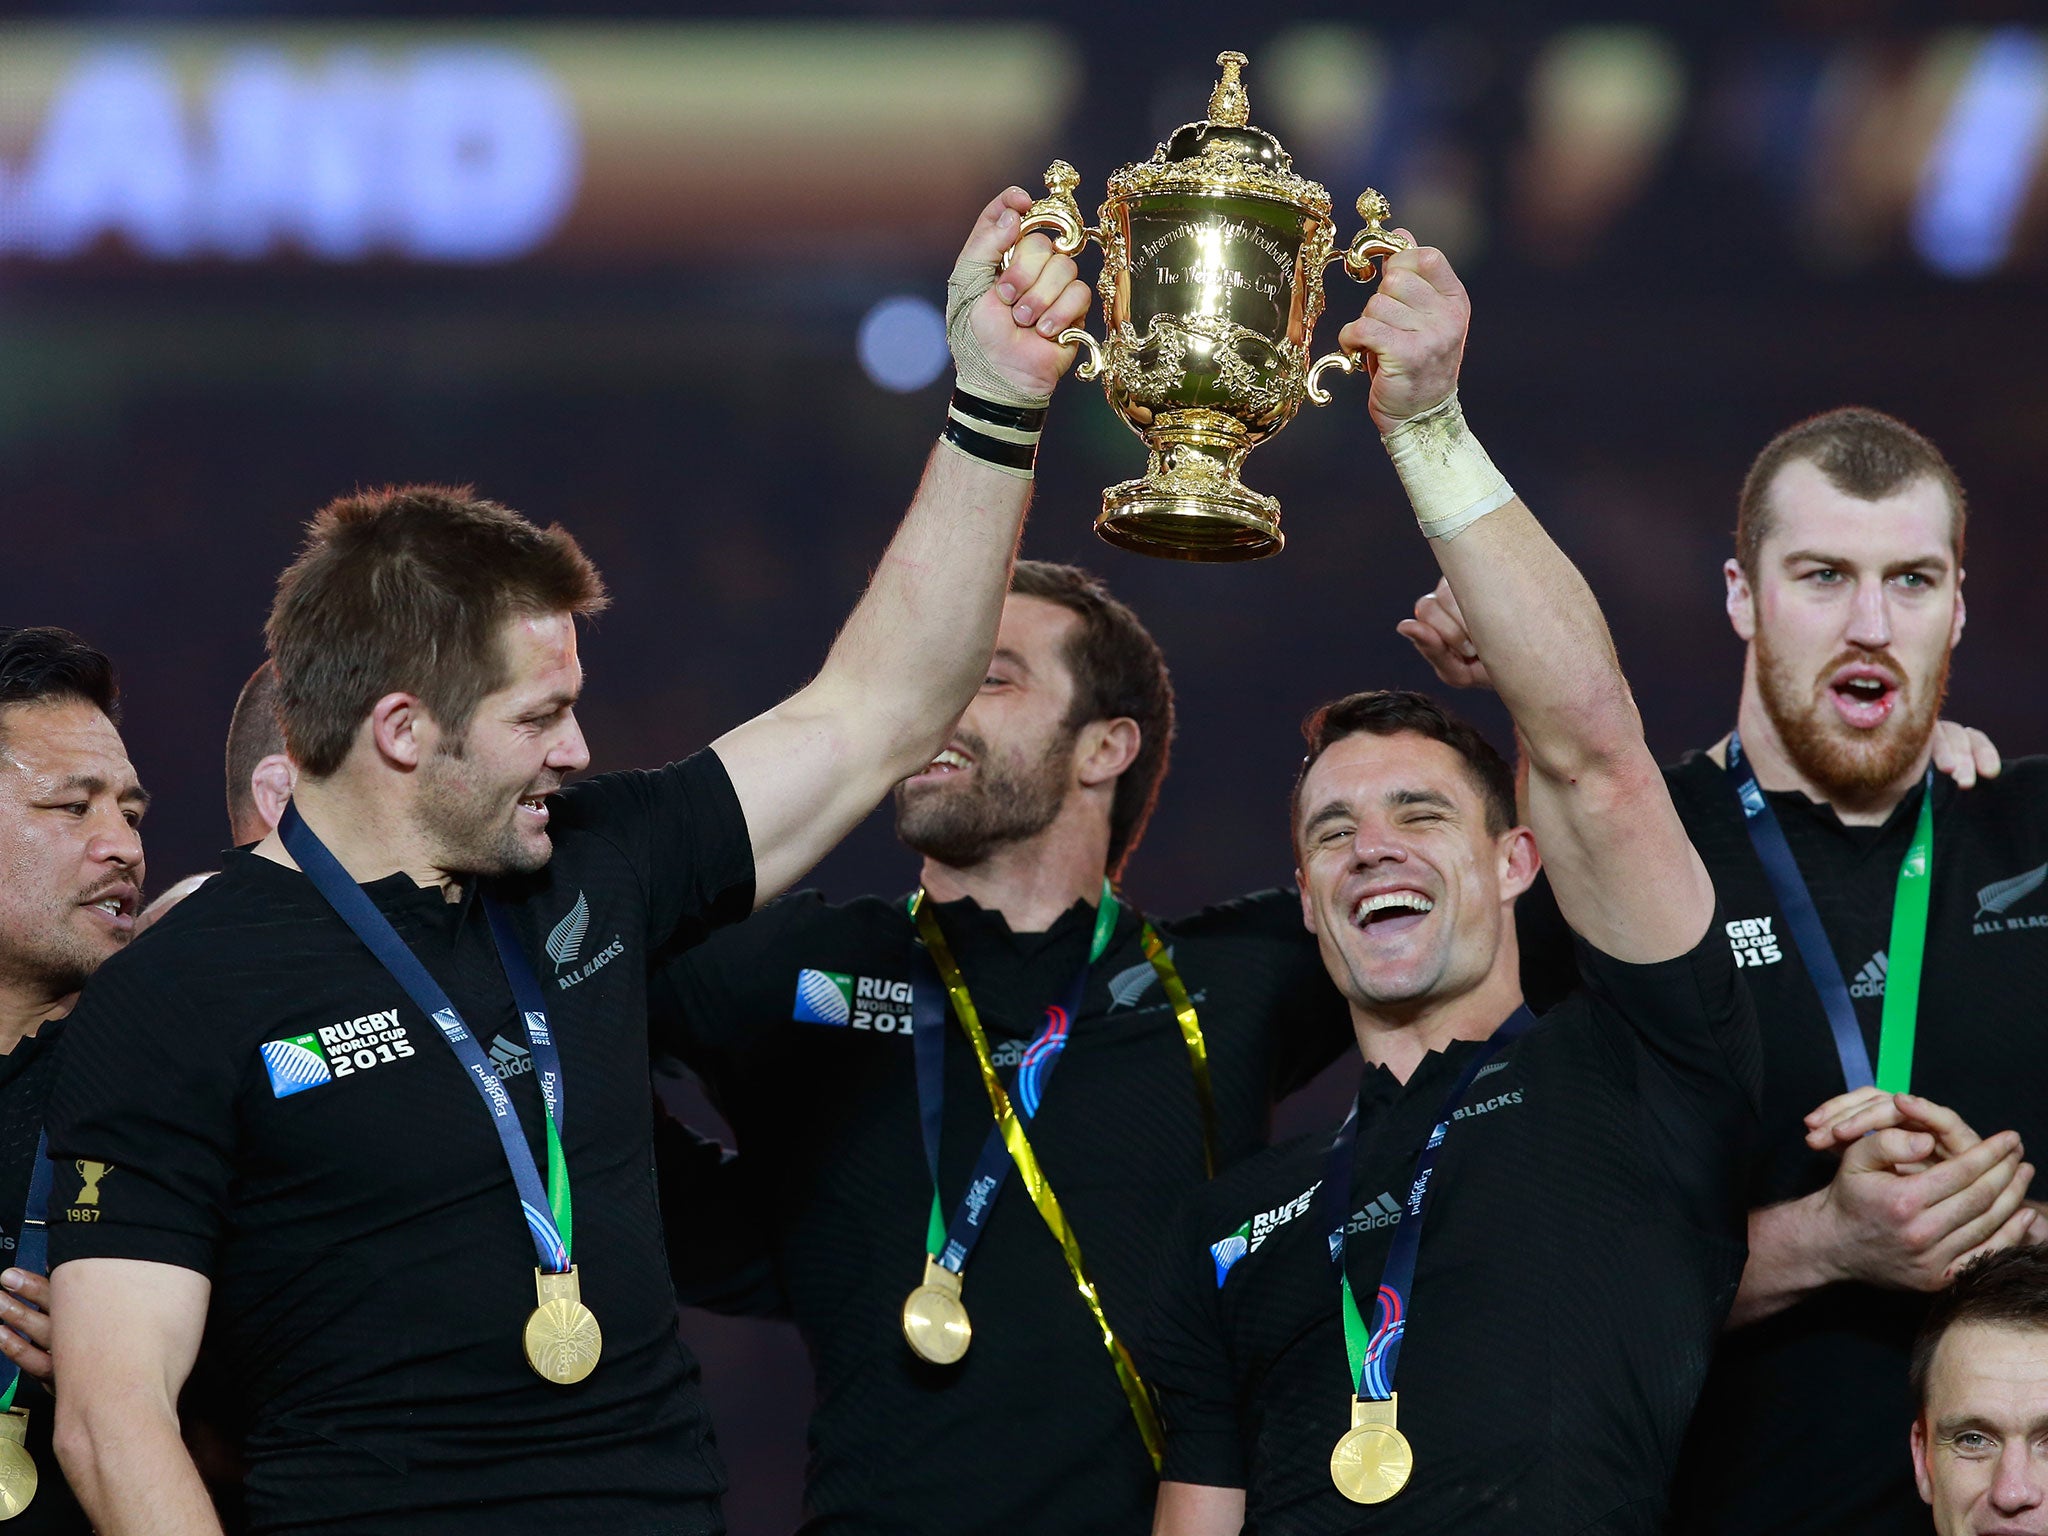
[1928,720,2003,789]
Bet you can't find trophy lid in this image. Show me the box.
[1108,50,1331,217]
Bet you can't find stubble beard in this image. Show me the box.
[894,729,1073,870]
[1756,632,1949,806]
[416,744,551,878]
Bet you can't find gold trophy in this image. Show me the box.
[1018,50,1412,560]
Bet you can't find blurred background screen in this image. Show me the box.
[5,4,2045,1529]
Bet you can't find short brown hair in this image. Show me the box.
[1736,407,1966,580]
[267,486,608,777]
[224,660,283,833]
[1292,690,1517,847]
[1007,561,1174,877]
[1910,1245,2048,1408]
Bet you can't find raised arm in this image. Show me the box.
[1338,245,1710,963]
[712,188,1090,903]
[51,1257,219,1535]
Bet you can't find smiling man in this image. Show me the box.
[1911,1247,2048,1536]
[42,185,1092,1536]
[651,559,1352,1534]
[1143,238,1760,1534]
[0,627,147,1535]
[1409,407,2048,1535]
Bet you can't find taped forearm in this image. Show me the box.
[1381,392,1515,541]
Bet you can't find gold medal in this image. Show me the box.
[1330,1393,1412,1505]
[901,1257,972,1365]
[523,1266,602,1385]
[0,1409,37,1519]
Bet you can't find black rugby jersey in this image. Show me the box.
[1144,923,1759,1536]
[654,886,1353,1535]
[46,751,754,1535]
[0,1022,88,1536]
[1522,751,2048,1536]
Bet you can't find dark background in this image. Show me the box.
[4,4,2045,1529]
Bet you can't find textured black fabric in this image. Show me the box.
[655,886,1353,1536]
[1145,922,1758,1536]
[1524,751,2048,1536]
[45,751,754,1535]
[0,1022,89,1535]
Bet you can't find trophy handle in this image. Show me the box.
[1305,191,1414,407]
[1057,327,1108,381]
[1002,159,1099,269]
[1330,188,1413,280]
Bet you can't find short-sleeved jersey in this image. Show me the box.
[655,886,1353,1535]
[0,1022,89,1536]
[1524,751,2048,1535]
[46,751,754,1536]
[1144,923,1760,1536]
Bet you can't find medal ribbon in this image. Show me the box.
[910,883,1169,1469]
[0,1135,54,1412]
[280,803,574,1274]
[1726,732,1935,1092]
[1319,1008,1538,1402]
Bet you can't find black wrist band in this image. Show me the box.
[940,386,1045,478]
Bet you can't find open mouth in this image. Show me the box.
[517,794,551,824]
[1352,889,1435,937]
[1827,667,1899,730]
[911,747,974,783]
[81,885,138,931]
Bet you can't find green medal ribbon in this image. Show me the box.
[1874,786,1936,1093]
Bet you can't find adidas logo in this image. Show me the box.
[546,892,591,968]
[1346,1191,1403,1235]
[488,1034,533,1079]
[1849,951,1888,1000]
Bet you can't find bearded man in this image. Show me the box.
[651,559,1354,1535]
[1408,406,2048,1535]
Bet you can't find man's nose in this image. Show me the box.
[1844,577,1894,649]
[1988,1440,2045,1512]
[552,713,592,774]
[91,809,143,870]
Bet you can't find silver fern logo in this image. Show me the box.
[1977,864,2047,920]
[545,891,591,968]
[1107,950,1169,1010]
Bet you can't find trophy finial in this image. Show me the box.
[1209,50,1250,127]
[1044,160,1080,199]
[1356,189,1391,231]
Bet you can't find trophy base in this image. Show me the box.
[1095,477,1283,563]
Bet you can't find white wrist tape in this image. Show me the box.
[945,247,1053,412]
[1380,391,1516,541]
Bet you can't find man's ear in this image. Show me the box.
[1909,1414,1933,1506]
[367,693,427,771]
[1725,558,1757,643]
[1498,826,1540,902]
[1950,572,1966,653]
[249,754,296,834]
[1076,718,1141,789]
[1295,865,1318,936]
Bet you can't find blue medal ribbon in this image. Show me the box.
[280,803,573,1275]
[1725,731,1933,1092]
[910,896,1106,1275]
[1318,1007,1538,1401]
[0,1134,54,1410]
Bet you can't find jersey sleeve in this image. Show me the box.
[1139,1192,1249,1489]
[555,749,757,955]
[44,953,239,1276]
[650,892,818,1063]
[1575,913,1763,1232]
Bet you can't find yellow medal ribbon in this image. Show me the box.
[912,889,1212,1472]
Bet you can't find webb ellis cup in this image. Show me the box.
[1019,51,1412,560]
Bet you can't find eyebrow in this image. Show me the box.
[1935,1413,2048,1438]
[1302,799,1355,840]
[1388,788,1457,813]
[53,774,151,809]
[989,647,1033,677]
[1780,548,1952,574]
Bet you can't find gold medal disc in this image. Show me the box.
[0,1412,37,1520]
[523,1267,603,1386]
[901,1258,972,1365]
[1330,1422,1413,1505]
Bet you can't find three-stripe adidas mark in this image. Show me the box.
[1849,950,1887,1000]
